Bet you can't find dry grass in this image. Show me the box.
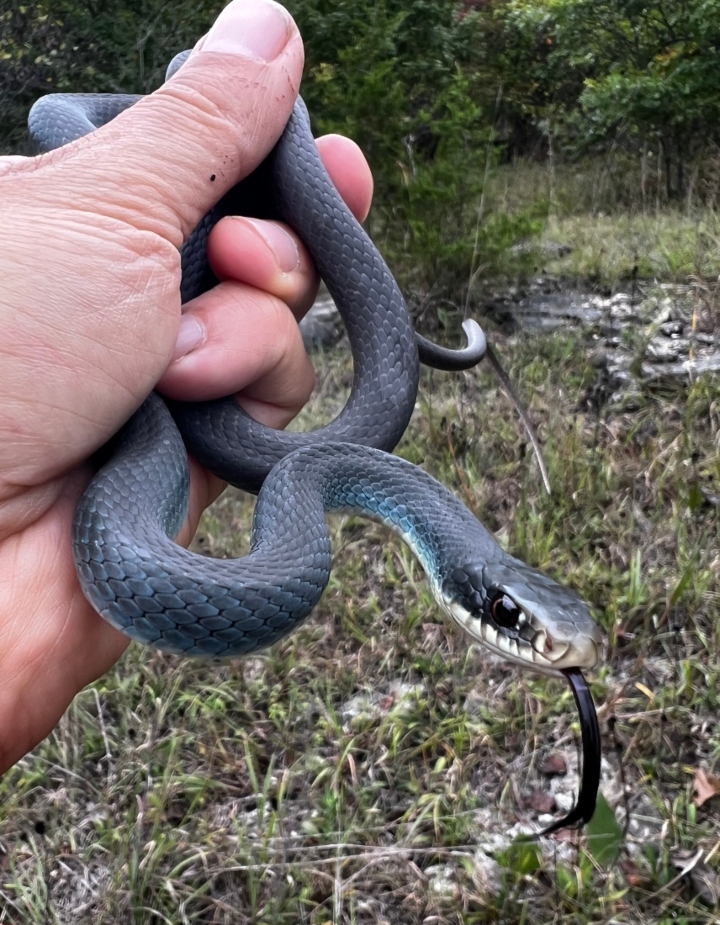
[2,317,720,923]
[485,158,720,285]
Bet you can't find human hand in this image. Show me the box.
[0,0,373,772]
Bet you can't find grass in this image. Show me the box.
[485,158,720,285]
[541,212,720,282]
[3,308,720,922]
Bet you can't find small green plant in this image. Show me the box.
[585,793,623,867]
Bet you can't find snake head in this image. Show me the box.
[440,559,602,676]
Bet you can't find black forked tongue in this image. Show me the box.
[539,668,601,836]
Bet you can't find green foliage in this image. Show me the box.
[10,0,720,285]
[0,0,219,151]
[497,838,543,878]
[585,793,623,866]
[482,0,720,201]
[284,0,517,293]
[1,0,543,297]
[553,0,720,159]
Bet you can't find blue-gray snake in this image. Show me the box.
[27,50,602,832]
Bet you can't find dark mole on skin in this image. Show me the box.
[210,174,216,182]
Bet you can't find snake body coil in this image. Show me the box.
[28,61,600,669]
[29,49,603,833]
[73,393,599,674]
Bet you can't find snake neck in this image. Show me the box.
[251,442,502,587]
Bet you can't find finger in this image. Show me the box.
[208,217,320,318]
[204,134,375,319]
[157,281,315,423]
[315,134,374,222]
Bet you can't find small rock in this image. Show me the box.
[540,753,568,776]
[522,790,557,814]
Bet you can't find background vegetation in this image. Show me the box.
[4,0,720,922]
[7,0,720,294]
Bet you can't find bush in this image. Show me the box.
[1,0,543,305]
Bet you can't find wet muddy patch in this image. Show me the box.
[303,277,720,410]
[485,277,720,408]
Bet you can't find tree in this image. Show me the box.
[459,0,720,201]
[0,0,217,153]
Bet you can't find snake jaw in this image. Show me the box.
[439,559,602,677]
[529,630,569,673]
[441,599,577,677]
[531,625,601,673]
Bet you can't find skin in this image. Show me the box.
[0,1,373,773]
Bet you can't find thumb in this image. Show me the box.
[33,0,304,248]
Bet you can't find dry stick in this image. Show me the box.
[484,343,552,496]
[457,84,551,493]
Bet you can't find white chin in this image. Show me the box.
[476,638,563,677]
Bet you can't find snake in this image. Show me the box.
[28,49,602,833]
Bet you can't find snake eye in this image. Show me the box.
[488,591,523,629]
